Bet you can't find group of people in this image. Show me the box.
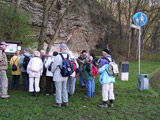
[0,42,115,108]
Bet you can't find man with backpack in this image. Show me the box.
[83,55,95,98]
[78,50,87,87]
[0,42,11,99]
[51,44,71,108]
[98,49,115,108]
[18,48,31,91]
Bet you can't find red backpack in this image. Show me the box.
[71,60,77,72]
[88,62,98,77]
[71,60,78,78]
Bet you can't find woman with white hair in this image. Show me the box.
[27,51,43,97]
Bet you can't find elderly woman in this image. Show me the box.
[10,50,21,90]
[27,51,43,97]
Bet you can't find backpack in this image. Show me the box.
[12,63,17,71]
[12,57,18,71]
[88,62,98,77]
[48,61,53,71]
[59,53,73,77]
[31,58,42,72]
[105,57,119,76]
[23,55,30,70]
[71,60,77,73]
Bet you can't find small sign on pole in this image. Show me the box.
[133,12,147,26]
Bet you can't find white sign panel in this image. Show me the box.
[5,43,17,53]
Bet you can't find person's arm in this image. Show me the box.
[0,50,3,62]
[75,59,79,69]
[27,58,32,74]
[89,63,93,77]
[45,59,50,69]
[10,57,13,66]
[18,55,23,68]
[5,53,8,69]
[40,59,43,76]
[98,64,107,74]
[51,55,60,73]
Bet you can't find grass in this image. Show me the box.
[1,61,160,120]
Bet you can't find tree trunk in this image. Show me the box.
[37,0,57,51]
[106,0,112,50]
[116,0,122,54]
[46,7,69,53]
[127,0,132,59]
[46,1,74,53]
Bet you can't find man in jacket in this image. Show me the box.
[78,50,87,87]
[18,48,31,91]
[0,42,11,99]
[51,44,69,108]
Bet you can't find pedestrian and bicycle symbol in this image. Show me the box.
[133,12,147,26]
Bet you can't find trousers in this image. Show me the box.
[55,81,68,104]
[102,82,115,102]
[0,70,8,95]
[29,77,40,92]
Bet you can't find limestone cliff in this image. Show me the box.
[20,0,107,54]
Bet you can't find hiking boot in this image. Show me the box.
[110,103,114,108]
[69,94,73,98]
[46,93,50,96]
[35,92,38,97]
[62,103,69,107]
[1,94,11,99]
[98,103,108,108]
[30,92,34,96]
[53,103,61,108]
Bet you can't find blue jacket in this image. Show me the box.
[18,53,31,72]
[98,64,115,85]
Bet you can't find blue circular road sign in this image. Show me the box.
[133,12,147,26]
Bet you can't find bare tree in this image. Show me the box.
[37,0,57,51]
[46,2,74,53]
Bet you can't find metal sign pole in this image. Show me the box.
[132,12,147,91]
[138,27,141,76]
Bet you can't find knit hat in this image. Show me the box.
[103,49,110,55]
[81,49,87,54]
[24,48,29,52]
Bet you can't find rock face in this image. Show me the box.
[20,0,107,54]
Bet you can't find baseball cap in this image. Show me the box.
[60,44,67,50]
